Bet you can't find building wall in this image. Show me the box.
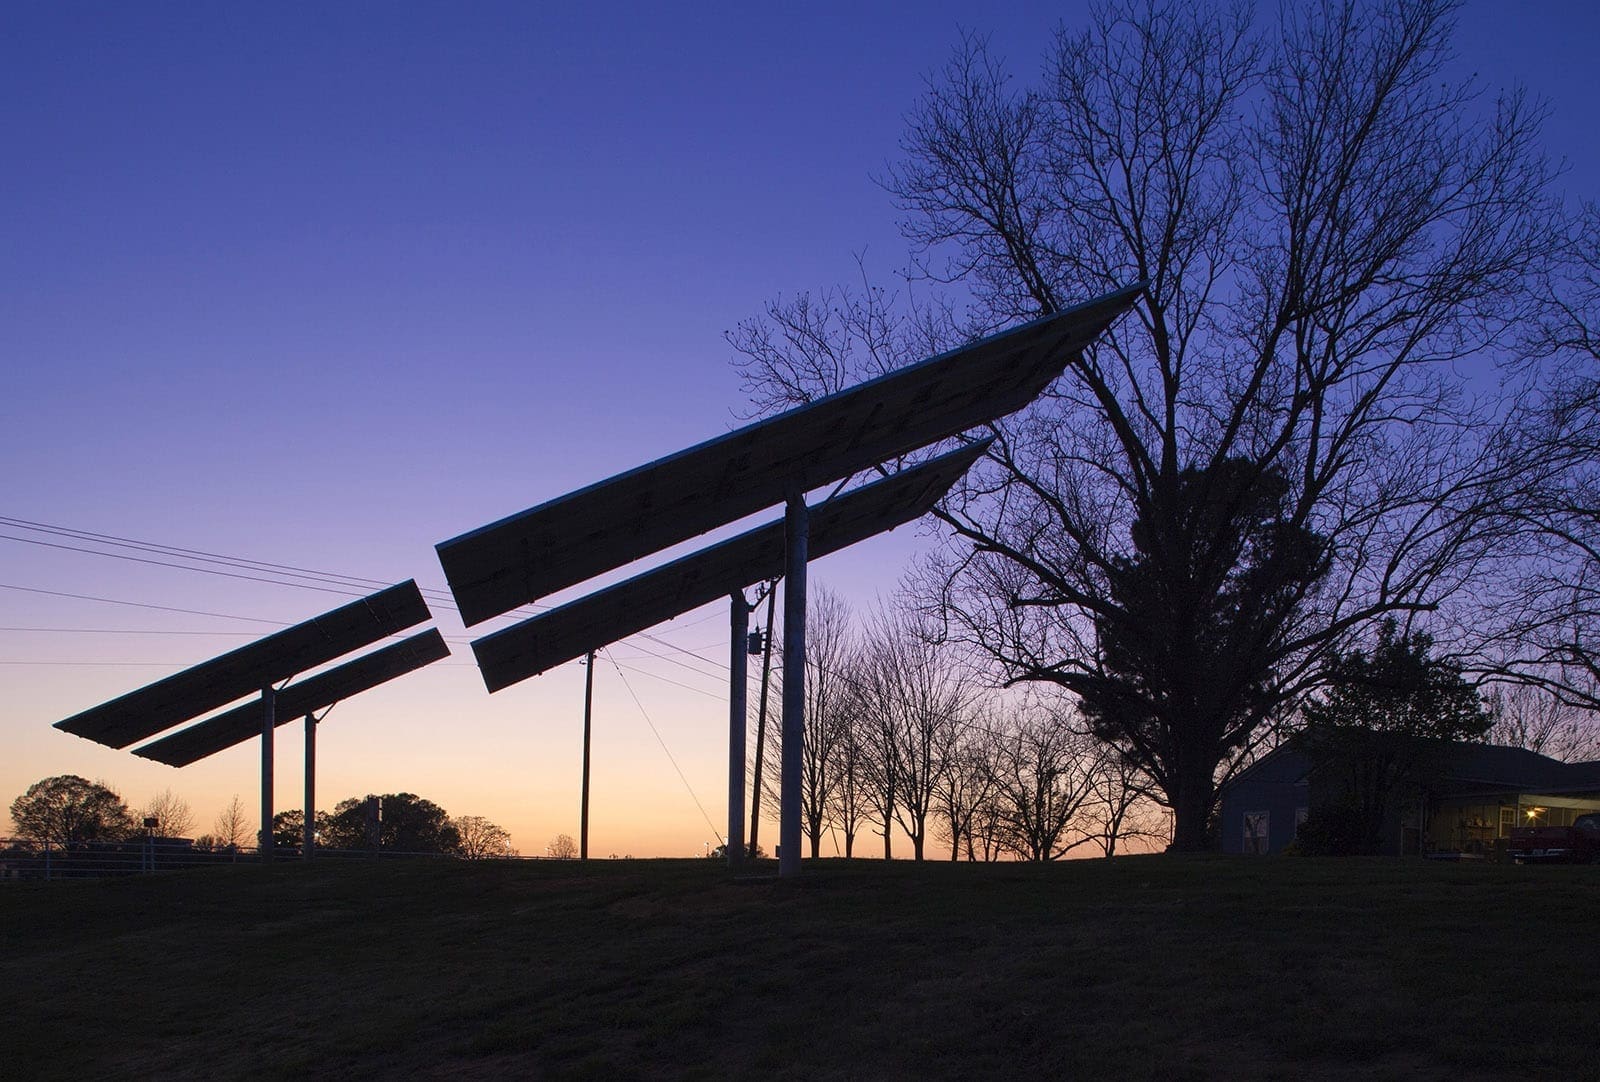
[1219,779,1308,855]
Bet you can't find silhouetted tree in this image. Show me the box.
[136,788,195,839]
[934,719,999,861]
[454,815,516,859]
[732,1,1561,849]
[272,810,303,850]
[9,775,134,849]
[547,832,578,859]
[212,794,251,850]
[826,686,872,858]
[990,706,1100,861]
[1492,684,1600,762]
[855,602,974,860]
[1471,205,1600,710]
[1294,621,1491,853]
[761,587,857,857]
[324,793,461,854]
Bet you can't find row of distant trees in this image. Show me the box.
[730,0,1600,850]
[754,587,1169,862]
[6,776,516,858]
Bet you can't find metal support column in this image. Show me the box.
[779,493,808,878]
[580,649,595,861]
[727,591,749,867]
[303,712,316,859]
[260,684,276,863]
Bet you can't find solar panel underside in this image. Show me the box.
[54,581,432,749]
[132,629,450,767]
[471,440,990,693]
[438,283,1140,626]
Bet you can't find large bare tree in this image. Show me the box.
[1471,204,1600,709]
[733,0,1562,849]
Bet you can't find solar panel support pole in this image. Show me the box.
[260,685,275,863]
[779,493,807,878]
[727,591,749,867]
[580,650,595,861]
[303,712,316,859]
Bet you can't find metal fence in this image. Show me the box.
[0,837,524,881]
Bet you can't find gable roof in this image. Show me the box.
[1224,742,1600,796]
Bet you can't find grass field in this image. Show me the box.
[3,855,1597,1080]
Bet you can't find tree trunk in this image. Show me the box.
[1168,773,1215,852]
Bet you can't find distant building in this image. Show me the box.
[1218,742,1600,856]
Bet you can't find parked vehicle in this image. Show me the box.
[1509,813,1600,864]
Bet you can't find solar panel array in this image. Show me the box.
[472,440,990,692]
[54,580,432,749]
[132,629,450,766]
[437,284,1142,627]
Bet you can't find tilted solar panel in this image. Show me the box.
[54,581,431,749]
[471,440,990,692]
[437,284,1140,626]
[131,629,450,767]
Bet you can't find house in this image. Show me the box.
[1218,742,1600,856]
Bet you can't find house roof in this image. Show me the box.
[1227,745,1311,786]
[1439,746,1600,794]
[1225,742,1600,795]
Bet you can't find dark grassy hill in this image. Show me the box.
[3,856,1595,1080]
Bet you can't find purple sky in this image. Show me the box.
[4,3,1599,856]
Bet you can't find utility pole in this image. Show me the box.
[727,591,749,867]
[748,580,778,855]
[580,649,595,861]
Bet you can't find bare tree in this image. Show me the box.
[454,815,516,859]
[213,794,250,849]
[137,788,195,839]
[1077,751,1168,858]
[547,833,578,859]
[854,670,901,860]
[989,705,1100,861]
[760,586,858,858]
[733,1,1562,849]
[1470,205,1600,709]
[1486,683,1600,762]
[933,717,1000,860]
[826,671,873,857]
[855,601,974,860]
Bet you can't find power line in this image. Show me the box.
[0,627,262,635]
[0,514,468,610]
[0,515,413,594]
[0,532,368,597]
[609,660,725,700]
[0,582,290,625]
[603,648,724,845]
